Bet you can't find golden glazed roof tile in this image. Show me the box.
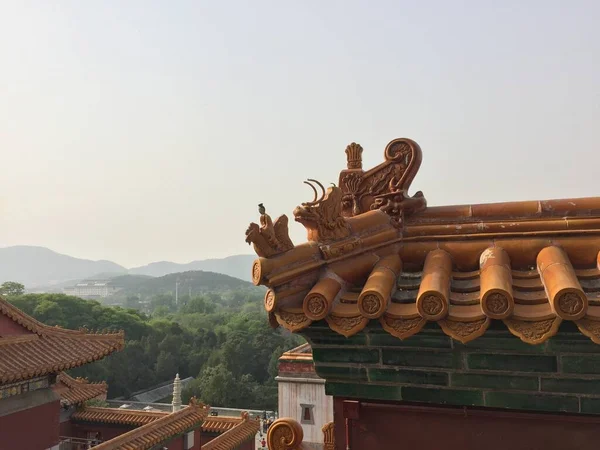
[244,137,600,345]
[0,297,124,384]
[91,399,210,450]
[278,343,313,362]
[73,405,246,435]
[71,406,168,426]
[201,412,260,450]
[53,372,107,406]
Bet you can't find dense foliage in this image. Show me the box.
[8,286,301,410]
[0,281,25,296]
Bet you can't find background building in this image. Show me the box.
[63,280,121,298]
[277,343,333,447]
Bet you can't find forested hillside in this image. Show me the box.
[7,288,301,410]
[111,270,254,301]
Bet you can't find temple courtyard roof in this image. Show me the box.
[0,296,124,384]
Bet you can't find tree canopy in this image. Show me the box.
[0,281,25,297]
[7,287,301,410]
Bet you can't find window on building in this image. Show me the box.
[300,404,314,425]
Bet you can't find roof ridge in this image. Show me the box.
[91,400,210,450]
[77,406,168,417]
[59,372,108,387]
[201,413,260,450]
[0,296,125,339]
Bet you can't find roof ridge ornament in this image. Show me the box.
[340,138,427,222]
[345,142,363,169]
[245,204,294,258]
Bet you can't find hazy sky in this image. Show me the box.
[1,1,599,268]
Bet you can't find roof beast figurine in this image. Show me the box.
[245,137,600,345]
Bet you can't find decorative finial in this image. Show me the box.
[172,373,182,412]
[258,203,266,215]
[345,142,363,169]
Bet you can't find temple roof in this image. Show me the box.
[279,343,313,362]
[201,412,260,450]
[72,405,247,435]
[245,138,600,345]
[53,372,107,407]
[0,296,124,384]
[71,406,168,426]
[91,399,210,450]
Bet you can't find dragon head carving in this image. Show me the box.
[293,179,350,243]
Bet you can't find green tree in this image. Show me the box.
[0,281,25,296]
[125,295,140,309]
[155,351,178,381]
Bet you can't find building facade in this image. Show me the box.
[277,344,333,447]
[63,280,121,298]
[0,295,259,450]
[0,295,124,450]
[246,138,600,450]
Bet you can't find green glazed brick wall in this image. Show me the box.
[302,320,600,415]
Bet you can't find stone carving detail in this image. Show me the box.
[319,237,361,259]
[504,317,560,344]
[264,290,276,312]
[338,138,427,223]
[306,295,326,317]
[245,204,294,258]
[267,418,304,450]
[345,142,363,169]
[558,292,585,316]
[380,316,425,339]
[576,318,600,344]
[329,315,363,331]
[327,315,367,337]
[422,295,443,316]
[486,293,510,315]
[362,294,381,315]
[293,180,351,243]
[322,422,335,450]
[277,310,311,331]
[440,318,489,343]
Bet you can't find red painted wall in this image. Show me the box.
[0,399,60,450]
[0,314,30,336]
[278,361,315,374]
[334,397,600,450]
[70,422,133,442]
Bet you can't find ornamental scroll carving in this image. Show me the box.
[326,314,368,337]
[439,317,490,344]
[380,316,425,339]
[322,422,335,450]
[576,318,600,344]
[338,138,427,225]
[267,418,306,450]
[276,310,312,332]
[505,317,561,344]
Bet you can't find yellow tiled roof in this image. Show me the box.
[92,400,210,450]
[53,372,107,406]
[0,297,124,384]
[201,412,260,450]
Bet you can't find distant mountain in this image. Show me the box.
[115,270,258,299]
[0,246,256,289]
[129,255,256,282]
[0,246,127,288]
